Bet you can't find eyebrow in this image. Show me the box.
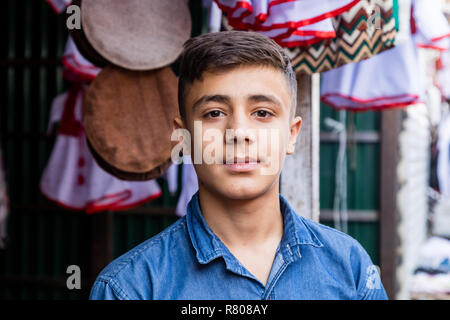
[192,95,231,111]
[247,94,283,108]
[191,94,283,111]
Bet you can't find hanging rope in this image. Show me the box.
[324,111,348,233]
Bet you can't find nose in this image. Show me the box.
[224,109,256,145]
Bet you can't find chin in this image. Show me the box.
[206,175,278,201]
[196,163,280,200]
[222,187,264,200]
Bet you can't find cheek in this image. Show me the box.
[257,125,290,157]
[279,127,291,154]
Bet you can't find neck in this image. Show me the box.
[197,181,283,250]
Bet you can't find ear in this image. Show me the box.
[173,116,185,131]
[173,116,187,147]
[287,116,302,154]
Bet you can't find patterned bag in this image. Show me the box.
[286,0,397,74]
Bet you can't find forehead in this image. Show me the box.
[185,65,292,108]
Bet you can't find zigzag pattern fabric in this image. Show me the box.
[319,0,449,111]
[286,0,397,74]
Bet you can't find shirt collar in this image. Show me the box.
[186,191,323,266]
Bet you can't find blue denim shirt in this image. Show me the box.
[89,192,388,300]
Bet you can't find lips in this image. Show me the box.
[225,157,259,164]
[223,157,260,172]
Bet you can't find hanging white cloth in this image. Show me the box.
[320,0,450,111]
[164,163,179,196]
[214,0,362,47]
[409,237,450,296]
[412,0,450,51]
[203,0,223,32]
[321,37,423,111]
[62,35,101,82]
[259,18,337,47]
[214,0,359,30]
[437,113,450,197]
[437,50,450,100]
[175,157,199,217]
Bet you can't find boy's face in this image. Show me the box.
[175,65,302,200]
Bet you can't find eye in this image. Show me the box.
[204,110,225,118]
[253,110,273,118]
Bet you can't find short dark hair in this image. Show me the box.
[177,30,297,119]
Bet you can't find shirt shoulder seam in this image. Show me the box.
[301,217,359,244]
[109,278,131,300]
[93,278,130,300]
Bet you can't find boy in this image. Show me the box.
[89,31,388,300]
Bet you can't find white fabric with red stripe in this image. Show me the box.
[46,1,101,81]
[437,50,450,100]
[415,31,450,51]
[40,87,162,214]
[212,0,360,47]
[259,18,336,47]
[412,0,450,51]
[215,0,359,29]
[320,0,449,111]
[321,37,423,111]
[62,36,101,82]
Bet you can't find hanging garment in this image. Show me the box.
[46,0,72,14]
[216,0,361,48]
[221,13,338,47]
[206,0,223,32]
[412,0,450,51]
[214,0,360,31]
[432,191,450,239]
[320,37,422,111]
[164,163,179,196]
[254,18,338,47]
[437,50,450,100]
[320,0,448,111]
[62,35,101,83]
[287,0,397,74]
[175,158,198,217]
[0,144,9,248]
[438,113,450,197]
[415,31,450,51]
[40,86,162,213]
[46,1,102,81]
[410,237,450,297]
